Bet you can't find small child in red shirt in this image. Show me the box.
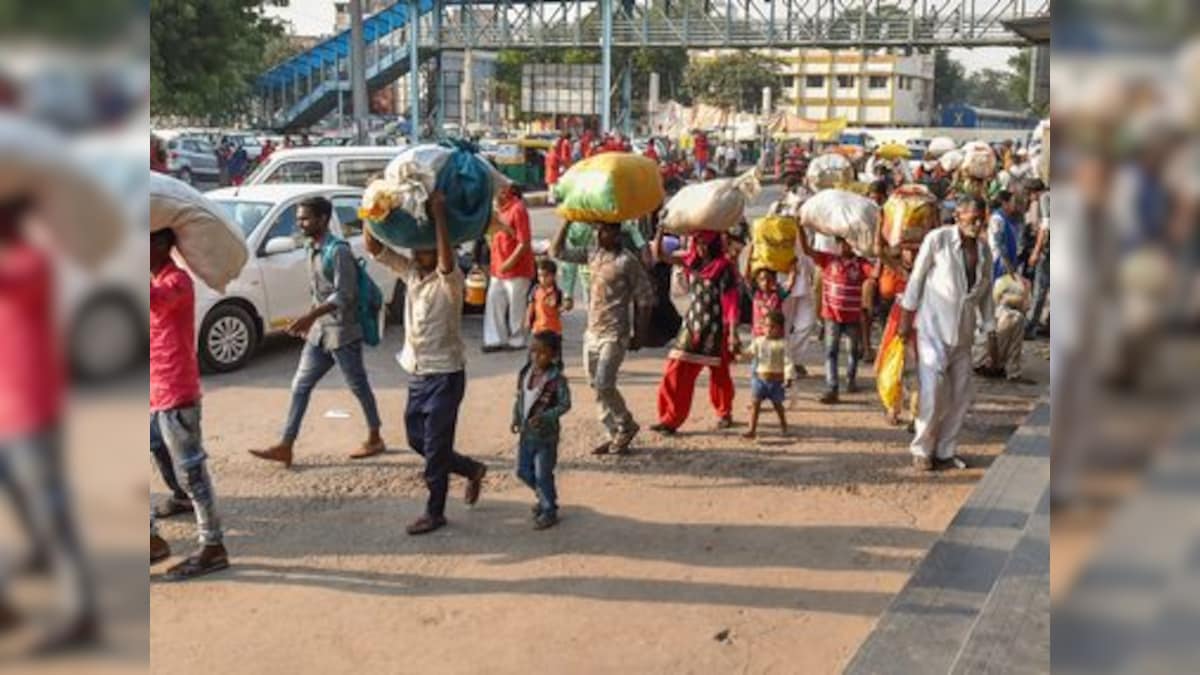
[798,233,872,404]
[527,258,563,337]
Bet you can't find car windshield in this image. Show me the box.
[213,200,274,238]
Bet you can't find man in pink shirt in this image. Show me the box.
[0,195,97,650]
[150,228,229,580]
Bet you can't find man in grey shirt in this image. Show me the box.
[249,196,384,467]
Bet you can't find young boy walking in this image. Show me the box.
[798,233,872,404]
[366,192,488,535]
[740,311,792,439]
[511,331,572,530]
[150,229,229,580]
[527,258,563,336]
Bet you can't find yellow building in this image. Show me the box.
[692,48,935,127]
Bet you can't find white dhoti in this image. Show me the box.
[483,277,531,348]
[783,292,818,365]
[910,336,975,460]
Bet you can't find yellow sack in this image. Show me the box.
[750,215,799,273]
[553,153,665,223]
[876,336,906,413]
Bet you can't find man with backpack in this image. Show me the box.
[249,196,385,468]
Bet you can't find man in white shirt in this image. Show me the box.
[365,192,488,535]
[899,195,999,471]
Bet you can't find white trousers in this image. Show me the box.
[910,338,974,460]
[783,292,818,365]
[483,277,531,348]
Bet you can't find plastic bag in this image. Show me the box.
[366,148,495,250]
[805,153,855,190]
[660,170,760,234]
[554,152,664,223]
[876,143,910,160]
[962,141,997,179]
[880,184,939,250]
[876,336,906,413]
[798,189,880,257]
[992,274,1031,310]
[150,172,248,293]
[750,215,799,273]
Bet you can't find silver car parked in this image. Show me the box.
[166,136,220,186]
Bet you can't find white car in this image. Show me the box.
[200,184,402,373]
[244,146,406,189]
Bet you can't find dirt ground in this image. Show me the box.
[149,308,1044,674]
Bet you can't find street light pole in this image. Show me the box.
[349,0,369,144]
[601,0,612,133]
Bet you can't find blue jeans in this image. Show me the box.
[516,437,558,515]
[282,339,381,443]
[824,321,861,392]
[1,427,95,621]
[151,405,222,545]
[406,370,484,518]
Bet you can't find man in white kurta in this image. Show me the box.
[898,196,999,471]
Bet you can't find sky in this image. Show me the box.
[265,0,1017,74]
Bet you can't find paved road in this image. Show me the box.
[526,183,785,241]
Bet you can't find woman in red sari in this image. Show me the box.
[651,231,740,434]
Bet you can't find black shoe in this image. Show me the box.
[533,511,559,530]
[818,390,839,405]
[481,345,504,354]
[406,514,448,535]
[650,423,676,436]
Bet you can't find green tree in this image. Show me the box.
[150,0,285,120]
[683,51,784,112]
[933,49,970,108]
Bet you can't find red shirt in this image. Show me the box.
[150,260,202,411]
[751,288,784,338]
[544,151,560,185]
[643,144,659,162]
[530,285,562,335]
[491,199,535,280]
[0,244,63,437]
[555,137,572,166]
[811,252,871,324]
[581,131,595,158]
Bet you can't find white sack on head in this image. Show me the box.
[927,136,957,159]
[805,153,855,190]
[798,189,879,257]
[939,149,965,173]
[661,170,760,234]
[0,113,124,269]
[150,173,248,293]
[962,141,997,179]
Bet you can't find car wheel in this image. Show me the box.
[69,294,146,383]
[199,303,257,373]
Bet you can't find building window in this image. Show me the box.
[868,75,888,90]
[836,75,856,89]
[805,75,824,88]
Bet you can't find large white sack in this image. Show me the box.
[661,170,760,234]
[962,141,997,179]
[927,136,957,159]
[382,144,454,218]
[150,173,248,293]
[798,189,879,257]
[805,153,855,190]
[939,149,964,173]
[0,113,124,269]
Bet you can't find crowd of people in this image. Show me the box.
[148,134,1049,586]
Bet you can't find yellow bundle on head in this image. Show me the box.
[750,215,799,273]
[880,184,939,251]
[553,152,664,223]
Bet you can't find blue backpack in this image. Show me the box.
[321,236,384,347]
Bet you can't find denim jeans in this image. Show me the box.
[824,321,861,392]
[516,437,558,515]
[282,339,381,442]
[405,370,484,519]
[0,427,95,621]
[151,405,222,545]
[583,334,636,440]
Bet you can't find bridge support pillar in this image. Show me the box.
[408,0,421,142]
[601,0,612,133]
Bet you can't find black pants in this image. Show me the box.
[405,370,483,518]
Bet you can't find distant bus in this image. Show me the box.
[939,104,1038,130]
